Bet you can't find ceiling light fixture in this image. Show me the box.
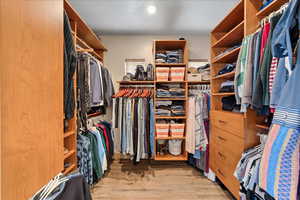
[147,5,156,15]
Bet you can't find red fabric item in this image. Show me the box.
[260,23,271,65]
[96,124,110,154]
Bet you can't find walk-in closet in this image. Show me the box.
[1,0,300,200]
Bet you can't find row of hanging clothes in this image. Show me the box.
[30,172,92,200]
[234,1,300,200]
[112,85,155,164]
[76,52,115,130]
[186,84,211,176]
[77,118,114,185]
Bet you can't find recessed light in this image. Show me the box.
[147,5,156,15]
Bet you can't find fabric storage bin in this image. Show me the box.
[170,124,185,137]
[155,123,170,138]
[187,73,202,81]
[170,67,185,81]
[168,139,183,156]
[156,67,170,81]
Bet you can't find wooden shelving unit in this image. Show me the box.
[153,40,189,161]
[212,47,241,63]
[256,123,269,130]
[212,71,235,80]
[117,81,154,84]
[63,0,107,174]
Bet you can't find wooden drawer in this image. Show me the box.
[210,111,244,138]
[216,165,240,199]
[211,126,244,158]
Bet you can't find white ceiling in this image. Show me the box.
[69,0,239,35]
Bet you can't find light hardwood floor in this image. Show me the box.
[92,159,234,200]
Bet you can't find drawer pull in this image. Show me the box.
[217,136,227,141]
[218,152,226,159]
[218,169,225,177]
[218,120,227,124]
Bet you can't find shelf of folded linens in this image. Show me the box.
[211,92,235,96]
[212,21,244,48]
[155,153,187,161]
[256,123,270,130]
[117,81,154,84]
[212,71,236,80]
[256,0,289,19]
[155,63,187,67]
[155,97,186,101]
[63,164,76,175]
[155,136,186,140]
[155,116,186,119]
[212,47,240,64]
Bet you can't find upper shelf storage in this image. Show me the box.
[64,0,107,52]
[211,0,244,34]
[256,0,289,19]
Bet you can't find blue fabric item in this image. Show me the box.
[121,98,127,154]
[270,58,289,108]
[193,149,201,159]
[252,30,262,100]
[149,99,155,156]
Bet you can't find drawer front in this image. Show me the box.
[210,111,244,138]
[211,126,244,158]
[216,165,240,199]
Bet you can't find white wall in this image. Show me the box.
[101,34,210,85]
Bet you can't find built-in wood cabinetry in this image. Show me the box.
[210,0,289,198]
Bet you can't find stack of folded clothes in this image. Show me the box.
[155,52,167,63]
[217,63,236,75]
[214,44,241,60]
[155,101,185,116]
[157,84,185,98]
[155,49,183,63]
[171,105,185,116]
[219,80,234,93]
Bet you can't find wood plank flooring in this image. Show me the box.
[92,159,234,200]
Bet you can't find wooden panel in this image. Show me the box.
[0,0,64,200]
[211,111,244,138]
[211,126,244,157]
[256,0,289,19]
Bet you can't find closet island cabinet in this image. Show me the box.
[210,0,289,199]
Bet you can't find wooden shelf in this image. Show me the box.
[212,92,235,96]
[87,112,102,118]
[156,81,185,83]
[118,81,154,84]
[155,116,186,119]
[64,150,75,160]
[212,0,244,33]
[155,136,186,140]
[256,124,269,130]
[155,63,186,66]
[64,130,76,138]
[188,81,210,84]
[154,40,186,49]
[212,21,244,48]
[156,97,186,101]
[256,0,289,19]
[212,47,240,64]
[64,0,106,51]
[155,154,187,161]
[212,71,236,80]
[63,164,76,175]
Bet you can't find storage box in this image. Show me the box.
[170,67,185,81]
[156,123,170,138]
[170,123,185,137]
[156,67,170,81]
[187,73,202,81]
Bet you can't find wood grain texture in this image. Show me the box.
[0,0,64,199]
[92,159,233,200]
